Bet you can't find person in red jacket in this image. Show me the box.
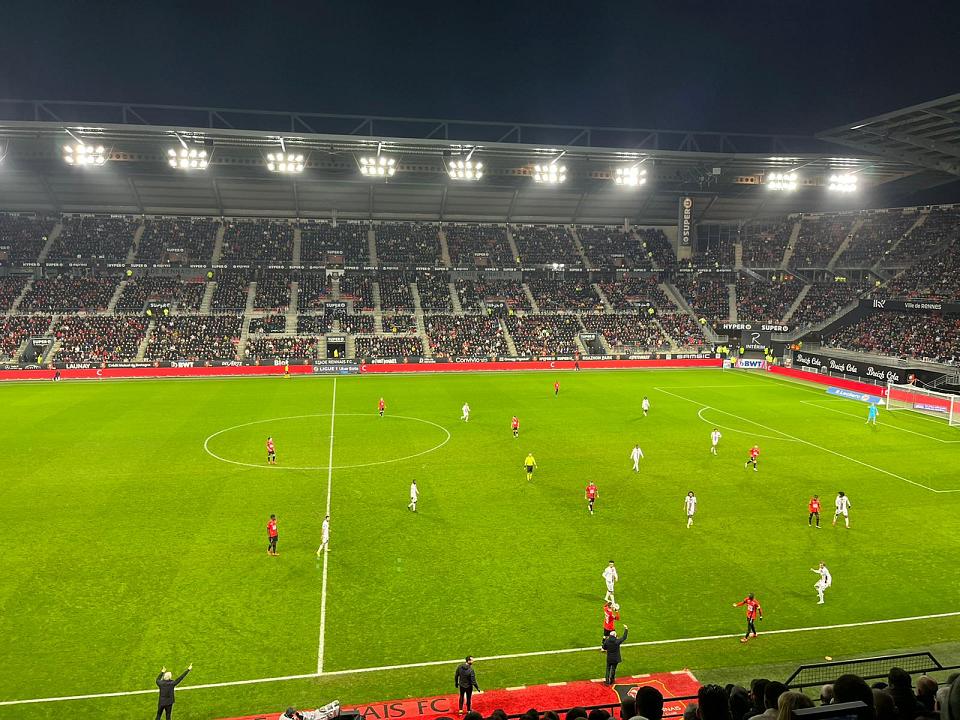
[267,514,279,556]
[511,416,519,438]
[744,445,760,472]
[733,593,763,642]
[602,601,620,641]
[378,397,385,417]
[808,495,822,528]
[554,381,560,396]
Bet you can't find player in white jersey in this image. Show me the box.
[407,480,419,512]
[710,428,722,455]
[641,396,650,417]
[316,515,330,556]
[833,491,851,528]
[461,403,470,422]
[811,561,832,604]
[602,560,619,603]
[630,444,644,472]
[685,491,698,528]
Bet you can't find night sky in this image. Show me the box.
[2,1,958,135]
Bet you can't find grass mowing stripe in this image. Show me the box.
[318,377,337,674]
[6,611,960,706]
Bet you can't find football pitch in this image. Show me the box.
[2,368,960,720]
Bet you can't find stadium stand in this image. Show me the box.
[378,271,415,311]
[53,316,149,363]
[826,312,960,364]
[453,279,484,312]
[525,277,601,312]
[382,314,418,334]
[741,218,792,268]
[445,224,513,267]
[137,217,219,263]
[0,276,28,311]
[220,219,293,263]
[425,315,508,357]
[145,315,242,361]
[376,223,441,266]
[115,276,206,313]
[297,274,334,310]
[658,313,708,348]
[340,314,375,334]
[48,216,138,260]
[211,271,251,311]
[19,276,119,312]
[254,272,292,310]
[736,277,803,322]
[0,213,56,262]
[791,215,856,268]
[884,207,960,266]
[0,316,51,361]
[672,274,731,323]
[791,280,873,329]
[248,314,287,334]
[580,314,667,351]
[578,226,651,269]
[505,314,583,355]
[300,221,369,265]
[355,336,422,358]
[837,212,915,267]
[881,235,960,301]
[512,225,580,266]
[245,336,318,359]
[416,272,454,311]
[473,280,532,312]
[686,226,736,269]
[600,276,674,311]
[339,273,375,311]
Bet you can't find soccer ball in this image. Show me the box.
[612,603,620,611]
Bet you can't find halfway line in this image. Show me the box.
[318,377,337,674]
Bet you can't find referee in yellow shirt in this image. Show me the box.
[524,452,537,481]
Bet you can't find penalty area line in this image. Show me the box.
[5,611,960,706]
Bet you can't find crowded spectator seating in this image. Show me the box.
[382,314,418,334]
[672,274,731,323]
[735,277,802,323]
[526,278,601,312]
[378,271,415,311]
[220,220,293,263]
[741,218,791,267]
[20,276,119,312]
[245,336,318,360]
[211,271,251,311]
[687,226,736,269]
[638,228,677,270]
[0,316,52,361]
[300,221,369,265]
[512,225,581,266]
[837,212,915,267]
[658,312,708,348]
[416,272,453,311]
[146,315,242,361]
[600,276,674,311]
[53,316,148,363]
[445,224,513,267]
[883,207,960,267]
[425,315,507,357]
[881,237,960,301]
[578,227,651,270]
[297,314,333,335]
[580,314,667,351]
[827,312,960,365]
[254,273,292,310]
[473,280,531,312]
[137,218,219,263]
[505,314,583,355]
[354,336,422,358]
[298,275,334,310]
[49,216,138,260]
[454,280,484,312]
[791,280,872,329]
[376,223,441,266]
[0,276,28,311]
[790,215,855,268]
[115,276,206,313]
[340,314,375,334]
[249,315,287,334]
[0,214,56,262]
[339,273,374,311]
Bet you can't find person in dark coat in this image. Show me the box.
[156,664,192,720]
[601,626,628,684]
[455,656,480,714]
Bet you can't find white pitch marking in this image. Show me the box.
[203,413,451,470]
[7,611,960,706]
[799,401,960,444]
[696,407,800,443]
[655,386,957,494]
[317,378,337,675]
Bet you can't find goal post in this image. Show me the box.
[886,382,960,426]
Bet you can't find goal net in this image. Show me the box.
[886,382,960,426]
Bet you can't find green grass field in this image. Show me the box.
[2,368,959,720]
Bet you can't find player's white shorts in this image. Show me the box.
[322,534,330,544]
[815,580,828,590]
[835,510,848,517]
[605,581,615,593]
[687,512,695,518]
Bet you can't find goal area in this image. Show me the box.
[886,382,960,426]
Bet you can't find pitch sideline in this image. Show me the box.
[3,611,960,707]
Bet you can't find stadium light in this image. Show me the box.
[63,143,106,166]
[266,152,305,174]
[828,174,858,192]
[447,158,483,181]
[614,166,647,187]
[533,163,566,184]
[360,155,397,178]
[766,171,798,191]
[167,146,209,170]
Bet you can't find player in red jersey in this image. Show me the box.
[511,416,519,438]
[266,436,276,465]
[808,495,821,528]
[554,381,560,396]
[733,593,763,642]
[267,514,279,556]
[602,600,620,640]
[744,445,760,472]
[585,482,599,515]
[378,397,385,417]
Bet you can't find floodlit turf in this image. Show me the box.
[1,368,959,719]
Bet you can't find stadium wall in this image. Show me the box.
[767,364,889,396]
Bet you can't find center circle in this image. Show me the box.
[203,413,452,470]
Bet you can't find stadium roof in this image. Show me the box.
[818,93,960,178]
[0,99,955,225]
